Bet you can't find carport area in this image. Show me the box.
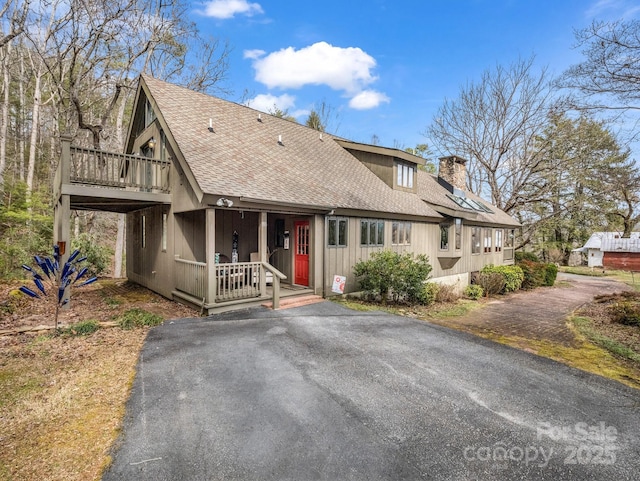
[103,302,640,480]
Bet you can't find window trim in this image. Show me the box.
[495,229,503,253]
[360,219,385,247]
[454,218,462,250]
[396,161,415,188]
[440,224,450,251]
[471,226,481,255]
[392,221,411,246]
[141,214,146,249]
[484,228,492,254]
[327,217,348,248]
[161,212,168,252]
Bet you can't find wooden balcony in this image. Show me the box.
[54,135,171,213]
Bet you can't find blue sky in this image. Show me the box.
[190,0,640,152]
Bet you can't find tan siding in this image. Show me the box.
[214,210,259,262]
[323,218,514,296]
[125,205,174,298]
[348,150,394,188]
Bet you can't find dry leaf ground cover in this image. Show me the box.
[0,279,196,481]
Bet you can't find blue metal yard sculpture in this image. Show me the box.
[19,245,98,329]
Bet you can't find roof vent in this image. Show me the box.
[208,118,214,133]
[278,134,283,145]
[258,113,262,122]
[319,132,323,141]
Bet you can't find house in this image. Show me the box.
[53,75,520,313]
[581,232,640,269]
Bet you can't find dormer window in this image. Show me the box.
[396,161,414,188]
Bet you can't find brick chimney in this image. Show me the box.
[438,155,467,193]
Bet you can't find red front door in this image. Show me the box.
[294,221,310,286]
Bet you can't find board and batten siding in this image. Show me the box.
[126,205,174,298]
[323,217,513,296]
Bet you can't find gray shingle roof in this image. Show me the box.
[141,76,519,227]
[142,75,441,219]
[416,171,520,227]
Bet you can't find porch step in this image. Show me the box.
[262,294,324,310]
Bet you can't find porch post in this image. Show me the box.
[258,211,268,294]
[258,212,268,261]
[205,208,216,305]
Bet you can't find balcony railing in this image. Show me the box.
[69,146,170,193]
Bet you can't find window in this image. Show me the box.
[392,221,411,245]
[361,219,385,246]
[396,162,414,188]
[484,228,492,253]
[141,214,146,249]
[454,218,462,250]
[505,229,515,248]
[471,227,481,254]
[328,217,348,247]
[495,229,503,253]
[144,98,156,128]
[440,224,450,250]
[161,212,168,251]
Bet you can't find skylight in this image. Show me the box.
[447,194,493,213]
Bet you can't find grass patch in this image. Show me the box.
[331,297,383,312]
[466,328,640,389]
[559,266,608,277]
[58,319,100,337]
[572,316,640,363]
[0,329,147,481]
[117,308,163,329]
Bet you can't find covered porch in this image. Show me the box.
[171,208,318,313]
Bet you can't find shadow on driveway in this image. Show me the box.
[103,301,640,480]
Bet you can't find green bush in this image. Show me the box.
[423,282,440,305]
[464,284,484,300]
[518,260,546,289]
[481,265,524,292]
[71,233,111,276]
[515,251,540,263]
[544,263,558,286]
[353,250,433,304]
[118,308,163,329]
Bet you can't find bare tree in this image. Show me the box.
[0,0,29,48]
[558,20,640,112]
[427,56,557,215]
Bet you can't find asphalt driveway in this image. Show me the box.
[103,302,640,480]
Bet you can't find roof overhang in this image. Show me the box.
[335,139,423,165]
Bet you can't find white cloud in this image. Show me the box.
[250,41,378,94]
[348,90,390,110]
[199,0,263,19]
[245,93,296,113]
[585,0,640,18]
[243,49,265,60]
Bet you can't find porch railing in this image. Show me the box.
[69,146,171,193]
[215,262,262,302]
[174,258,286,308]
[175,258,207,301]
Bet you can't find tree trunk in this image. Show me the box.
[18,47,25,181]
[0,41,9,192]
[26,68,41,204]
[113,91,129,278]
[114,214,125,278]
